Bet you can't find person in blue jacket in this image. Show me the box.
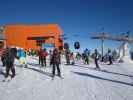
[18,48,27,67]
[83,48,90,64]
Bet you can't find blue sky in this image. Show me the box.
[0,0,133,52]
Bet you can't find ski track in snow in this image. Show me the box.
[0,57,133,100]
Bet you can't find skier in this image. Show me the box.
[42,48,48,67]
[82,53,86,63]
[76,52,81,61]
[84,48,90,64]
[18,48,27,67]
[0,48,6,67]
[49,49,53,66]
[38,48,42,65]
[93,49,100,70]
[65,49,70,65]
[51,48,61,79]
[108,49,113,65]
[70,52,75,65]
[29,49,32,56]
[4,47,18,79]
[39,48,48,67]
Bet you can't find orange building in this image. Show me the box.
[4,24,63,50]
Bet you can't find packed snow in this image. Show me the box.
[0,56,133,100]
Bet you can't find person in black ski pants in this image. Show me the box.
[51,48,61,78]
[94,49,100,70]
[65,49,70,65]
[38,48,48,67]
[108,50,113,65]
[84,54,89,64]
[5,47,18,78]
[38,49,41,65]
[42,48,48,67]
[49,50,53,66]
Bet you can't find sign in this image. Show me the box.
[42,43,54,49]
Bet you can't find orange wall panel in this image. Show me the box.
[4,24,63,50]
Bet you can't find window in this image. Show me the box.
[36,40,45,46]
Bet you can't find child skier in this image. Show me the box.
[18,48,27,68]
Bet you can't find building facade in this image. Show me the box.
[4,24,63,50]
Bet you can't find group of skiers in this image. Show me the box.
[64,48,91,65]
[0,45,114,80]
[0,47,62,79]
[38,48,61,78]
[64,48,113,70]
[38,48,48,67]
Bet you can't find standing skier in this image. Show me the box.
[38,48,48,67]
[76,52,81,61]
[0,48,6,67]
[65,49,70,65]
[18,48,27,67]
[42,48,48,67]
[51,48,61,79]
[5,47,18,78]
[38,48,42,65]
[49,50,53,66]
[108,49,113,65]
[94,49,100,70]
[70,52,75,65]
[84,48,90,64]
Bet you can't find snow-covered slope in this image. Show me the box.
[0,56,133,100]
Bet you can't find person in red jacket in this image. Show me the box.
[38,48,48,67]
[42,48,48,67]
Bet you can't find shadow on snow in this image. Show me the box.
[72,71,133,87]
[15,64,52,78]
[73,64,133,78]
